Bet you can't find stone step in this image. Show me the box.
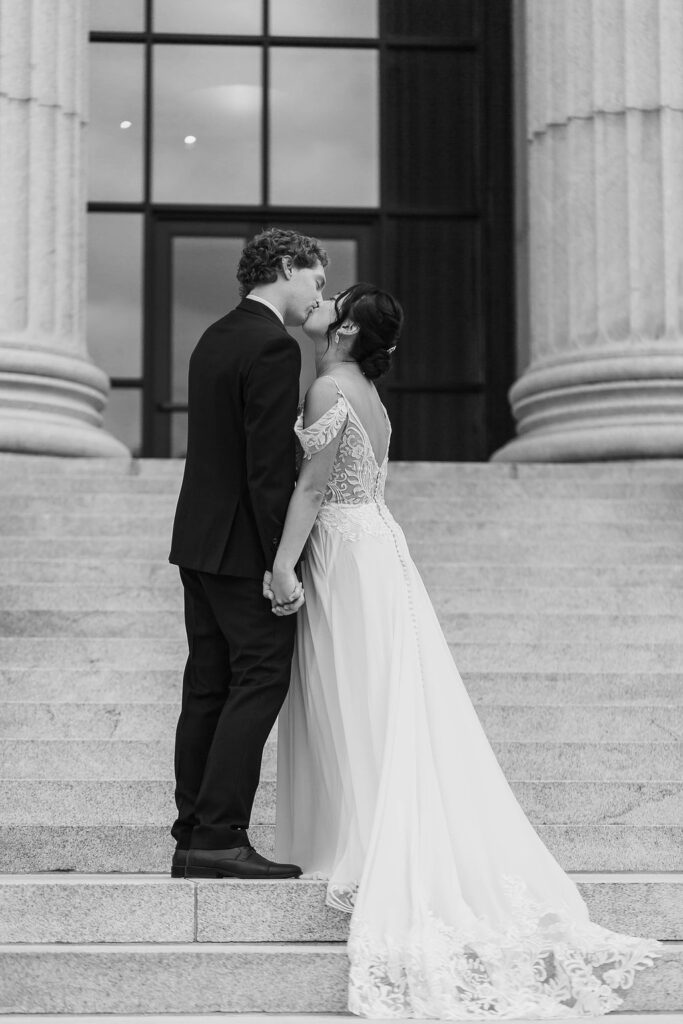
[7,473,683,502]
[0,1017,679,1024]
[6,493,683,523]
[0,740,276,780]
[3,779,681,827]
[452,642,683,672]
[2,454,683,480]
[6,559,683,590]
[2,668,680,705]
[2,512,681,546]
[0,873,679,943]
[432,586,683,614]
[3,823,681,873]
[3,702,681,743]
[0,456,182,478]
[5,582,683,616]
[2,739,680,782]
[4,609,683,644]
[2,460,683,495]
[0,940,679,1014]
[3,535,682,565]
[2,635,682,672]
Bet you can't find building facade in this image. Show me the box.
[1,0,682,461]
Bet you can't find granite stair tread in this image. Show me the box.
[1,701,682,742]
[3,778,682,827]
[2,668,680,704]
[4,582,683,616]
[0,941,680,1014]
[0,873,680,942]
[1,738,680,781]
[3,637,683,673]
[4,823,681,873]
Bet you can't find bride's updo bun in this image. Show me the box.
[329,284,403,381]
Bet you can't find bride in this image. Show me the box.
[266,283,660,1019]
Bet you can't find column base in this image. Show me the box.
[0,343,130,457]
[493,347,683,462]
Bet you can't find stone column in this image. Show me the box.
[495,0,683,461]
[0,0,127,456]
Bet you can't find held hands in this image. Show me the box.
[263,568,305,616]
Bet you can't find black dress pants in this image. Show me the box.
[171,567,296,851]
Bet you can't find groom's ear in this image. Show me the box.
[281,257,293,280]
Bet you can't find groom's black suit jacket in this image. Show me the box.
[169,298,301,579]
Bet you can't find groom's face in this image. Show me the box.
[283,261,326,327]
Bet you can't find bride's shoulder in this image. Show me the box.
[303,376,345,427]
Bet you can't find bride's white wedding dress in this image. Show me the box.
[274,376,660,1019]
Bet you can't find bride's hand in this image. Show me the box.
[270,566,305,615]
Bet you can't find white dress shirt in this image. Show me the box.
[246,293,284,325]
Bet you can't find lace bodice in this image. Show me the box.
[295,376,390,506]
[294,376,392,542]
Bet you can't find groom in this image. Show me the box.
[169,228,328,879]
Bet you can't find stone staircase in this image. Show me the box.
[0,454,682,1017]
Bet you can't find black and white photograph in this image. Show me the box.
[0,0,680,1021]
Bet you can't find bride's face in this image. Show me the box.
[302,295,339,339]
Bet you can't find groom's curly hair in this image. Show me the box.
[236,228,328,298]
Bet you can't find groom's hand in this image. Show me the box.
[262,570,275,602]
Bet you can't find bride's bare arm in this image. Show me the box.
[270,379,346,604]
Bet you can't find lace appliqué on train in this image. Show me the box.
[327,880,359,914]
[347,876,661,1020]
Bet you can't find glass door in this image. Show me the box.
[148,218,376,456]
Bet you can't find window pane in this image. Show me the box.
[153,0,262,34]
[153,46,261,203]
[270,0,377,37]
[171,236,246,405]
[271,49,378,206]
[87,214,143,378]
[103,389,142,457]
[90,0,144,32]
[89,44,144,201]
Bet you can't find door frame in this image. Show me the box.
[145,211,379,456]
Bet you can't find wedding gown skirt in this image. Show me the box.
[275,382,660,1019]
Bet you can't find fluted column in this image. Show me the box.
[495,0,683,461]
[0,0,127,456]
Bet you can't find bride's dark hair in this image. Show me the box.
[328,283,403,381]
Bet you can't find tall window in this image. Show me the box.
[87,1,515,460]
[88,0,379,455]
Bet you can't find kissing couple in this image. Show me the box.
[168,228,659,1019]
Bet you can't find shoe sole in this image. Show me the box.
[185,866,302,879]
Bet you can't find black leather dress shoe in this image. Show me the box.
[185,846,302,879]
[171,849,188,878]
